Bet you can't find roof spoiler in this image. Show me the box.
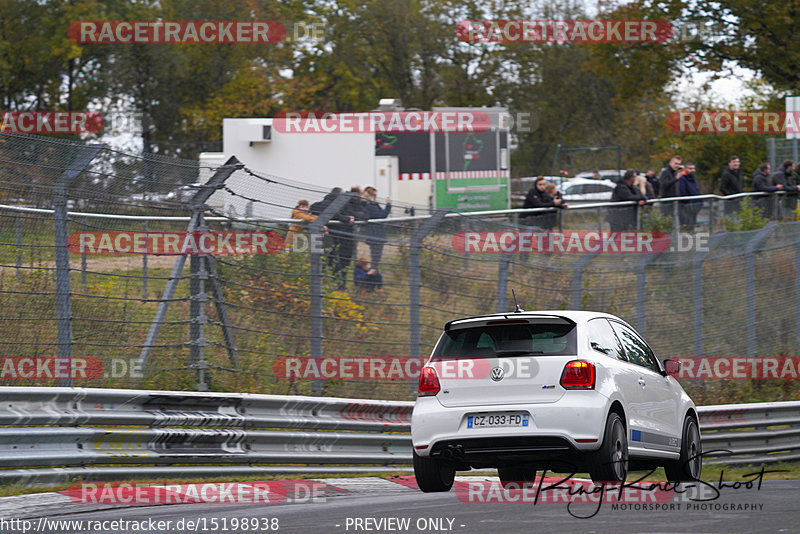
[444,314,577,332]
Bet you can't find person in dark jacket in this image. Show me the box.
[772,160,797,216]
[753,162,782,218]
[719,155,743,216]
[353,257,383,292]
[678,163,702,231]
[362,186,392,269]
[659,155,682,215]
[310,187,356,290]
[608,169,647,231]
[522,176,563,229]
[645,170,660,198]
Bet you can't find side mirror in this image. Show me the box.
[663,359,680,377]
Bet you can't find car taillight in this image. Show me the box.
[418,367,440,396]
[560,360,595,389]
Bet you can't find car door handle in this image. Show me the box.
[638,378,646,387]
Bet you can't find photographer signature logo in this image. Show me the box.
[457,449,784,519]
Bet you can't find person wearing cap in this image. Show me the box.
[362,186,392,269]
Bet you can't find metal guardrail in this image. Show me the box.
[698,400,800,465]
[0,388,797,485]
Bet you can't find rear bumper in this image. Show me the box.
[411,390,611,462]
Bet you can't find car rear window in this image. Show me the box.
[432,322,577,360]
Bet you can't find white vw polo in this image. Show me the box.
[411,310,701,492]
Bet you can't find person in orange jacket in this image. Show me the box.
[285,200,318,251]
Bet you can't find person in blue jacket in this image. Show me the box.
[362,186,392,269]
[354,257,383,292]
[678,162,703,232]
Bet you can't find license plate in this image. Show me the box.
[467,412,529,429]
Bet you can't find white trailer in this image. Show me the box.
[200,107,511,220]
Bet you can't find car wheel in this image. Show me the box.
[664,416,702,483]
[589,412,628,483]
[497,467,537,488]
[413,450,455,492]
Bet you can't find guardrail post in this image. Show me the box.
[409,210,449,368]
[54,145,103,387]
[745,222,778,356]
[308,192,355,396]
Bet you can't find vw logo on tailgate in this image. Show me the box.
[490,367,504,382]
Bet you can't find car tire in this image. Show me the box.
[589,412,628,483]
[664,416,702,483]
[497,467,537,488]
[413,450,455,493]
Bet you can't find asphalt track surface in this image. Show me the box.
[8,477,800,534]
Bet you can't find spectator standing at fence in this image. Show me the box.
[544,183,568,208]
[753,162,782,218]
[720,155,743,216]
[678,163,702,232]
[353,257,383,292]
[772,160,798,216]
[659,156,682,198]
[645,170,660,198]
[285,200,319,251]
[522,176,563,230]
[634,171,655,199]
[361,186,392,269]
[608,169,646,231]
[310,187,356,290]
[659,155,682,215]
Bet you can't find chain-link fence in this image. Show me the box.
[767,137,799,173]
[2,133,800,402]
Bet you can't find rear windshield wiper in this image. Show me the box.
[494,350,545,356]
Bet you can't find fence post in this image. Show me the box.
[188,210,212,391]
[691,232,726,358]
[53,145,103,387]
[139,156,242,372]
[635,252,662,336]
[497,254,512,312]
[745,222,778,356]
[708,198,715,233]
[409,210,449,367]
[570,253,599,309]
[672,199,680,235]
[80,216,87,291]
[796,237,800,350]
[142,220,148,299]
[14,213,22,277]
[308,192,355,396]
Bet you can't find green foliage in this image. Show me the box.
[725,197,768,231]
[641,209,674,233]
